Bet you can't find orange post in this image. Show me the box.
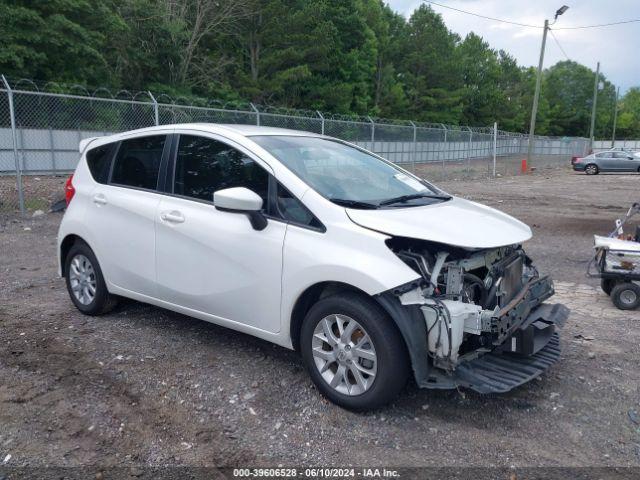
[521,158,527,174]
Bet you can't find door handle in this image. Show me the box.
[160,210,185,224]
[93,194,107,206]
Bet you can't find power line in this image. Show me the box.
[424,1,640,30]
[554,19,640,29]
[549,29,570,61]
[423,1,541,28]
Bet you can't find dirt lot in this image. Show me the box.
[1,169,640,470]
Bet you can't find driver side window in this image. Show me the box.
[173,135,268,206]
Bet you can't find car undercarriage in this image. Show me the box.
[377,237,569,393]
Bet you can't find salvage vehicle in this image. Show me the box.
[588,202,640,310]
[58,124,568,410]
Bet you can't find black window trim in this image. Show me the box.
[106,133,173,194]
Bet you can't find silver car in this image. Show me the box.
[573,150,640,175]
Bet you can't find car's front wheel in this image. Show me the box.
[64,241,117,315]
[300,292,409,410]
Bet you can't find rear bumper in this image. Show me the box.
[572,163,585,171]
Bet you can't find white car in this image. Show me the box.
[58,124,568,410]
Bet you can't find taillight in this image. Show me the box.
[571,156,581,164]
[65,174,75,206]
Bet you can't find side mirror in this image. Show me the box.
[214,187,267,231]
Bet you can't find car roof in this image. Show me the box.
[80,123,324,154]
[119,123,319,138]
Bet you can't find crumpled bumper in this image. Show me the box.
[424,302,569,393]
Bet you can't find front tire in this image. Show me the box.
[611,282,640,310]
[300,292,409,410]
[64,241,117,315]
[585,164,599,175]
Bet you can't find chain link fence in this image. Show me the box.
[1,76,589,215]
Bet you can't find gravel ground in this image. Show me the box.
[1,169,640,469]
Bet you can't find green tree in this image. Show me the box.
[617,87,640,139]
[0,0,124,85]
[399,5,463,124]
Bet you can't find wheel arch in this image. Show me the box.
[290,281,370,352]
[59,234,88,277]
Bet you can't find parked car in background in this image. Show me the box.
[573,150,640,175]
[58,124,567,410]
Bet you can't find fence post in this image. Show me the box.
[409,121,417,174]
[148,91,159,126]
[367,116,375,146]
[441,124,447,181]
[2,75,25,215]
[492,122,497,177]
[316,110,325,135]
[250,103,260,126]
[466,127,473,176]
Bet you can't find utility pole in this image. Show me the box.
[526,19,548,170]
[588,61,600,152]
[526,6,568,169]
[611,85,620,149]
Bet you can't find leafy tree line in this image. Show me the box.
[1,0,636,138]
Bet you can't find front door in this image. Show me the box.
[155,133,285,333]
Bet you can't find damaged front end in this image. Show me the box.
[377,237,569,394]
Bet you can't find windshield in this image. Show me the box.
[251,135,448,208]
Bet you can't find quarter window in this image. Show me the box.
[86,143,114,184]
[111,135,166,190]
[174,135,268,204]
[275,183,322,229]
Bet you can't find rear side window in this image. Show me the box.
[174,135,268,204]
[86,144,114,184]
[111,135,166,190]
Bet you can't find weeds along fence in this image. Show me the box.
[0,76,589,214]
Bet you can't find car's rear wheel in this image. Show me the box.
[300,292,409,410]
[611,282,640,310]
[585,164,599,175]
[65,241,117,315]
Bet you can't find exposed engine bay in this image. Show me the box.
[384,237,567,387]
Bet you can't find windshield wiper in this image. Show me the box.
[330,198,379,209]
[379,192,452,206]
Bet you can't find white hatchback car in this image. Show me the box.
[58,124,568,410]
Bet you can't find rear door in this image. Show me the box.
[155,132,286,333]
[594,152,615,171]
[90,133,170,297]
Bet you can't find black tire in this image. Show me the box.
[610,282,640,310]
[601,278,615,296]
[64,240,117,315]
[300,292,409,410]
[585,164,599,175]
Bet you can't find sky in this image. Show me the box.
[387,0,639,94]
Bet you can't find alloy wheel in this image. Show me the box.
[311,314,377,396]
[68,254,97,305]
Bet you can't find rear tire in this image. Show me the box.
[611,282,640,310]
[585,164,599,175]
[64,241,117,315]
[601,278,615,296]
[300,292,409,410]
